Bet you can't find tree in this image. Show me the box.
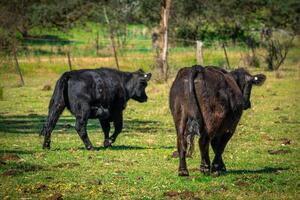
[158,0,171,81]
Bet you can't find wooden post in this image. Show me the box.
[222,43,230,69]
[158,0,172,81]
[67,51,72,71]
[13,48,25,86]
[103,6,120,70]
[96,31,99,56]
[196,40,203,65]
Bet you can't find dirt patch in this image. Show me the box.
[273,107,281,111]
[2,169,22,176]
[280,138,291,146]
[35,183,47,191]
[1,153,21,161]
[261,135,274,141]
[52,162,80,169]
[164,190,197,199]
[2,163,44,176]
[268,149,291,155]
[234,180,250,187]
[171,151,179,158]
[103,189,114,196]
[90,179,102,186]
[47,193,63,200]
[42,84,52,91]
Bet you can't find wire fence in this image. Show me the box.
[1,36,259,82]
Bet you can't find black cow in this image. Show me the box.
[41,68,151,150]
[169,65,266,176]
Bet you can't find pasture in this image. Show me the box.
[0,26,299,199]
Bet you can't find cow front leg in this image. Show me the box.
[100,119,111,148]
[199,133,210,175]
[109,113,123,144]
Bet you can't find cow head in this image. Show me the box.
[231,68,266,110]
[127,69,152,102]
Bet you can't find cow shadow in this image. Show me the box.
[226,167,289,175]
[0,114,163,135]
[53,145,174,151]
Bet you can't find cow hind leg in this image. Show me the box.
[176,114,189,176]
[100,119,111,148]
[41,103,65,149]
[74,104,94,150]
[211,132,233,176]
[199,133,211,175]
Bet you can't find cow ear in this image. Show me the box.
[136,69,144,73]
[252,74,266,86]
[143,73,152,81]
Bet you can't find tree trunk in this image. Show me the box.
[158,0,171,82]
[103,6,120,70]
[67,51,72,71]
[13,48,25,86]
[222,43,230,69]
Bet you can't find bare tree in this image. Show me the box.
[265,36,294,71]
[158,0,171,81]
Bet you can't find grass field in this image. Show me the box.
[0,25,300,199]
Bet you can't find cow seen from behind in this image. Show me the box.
[169,65,266,176]
[41,68,151,150]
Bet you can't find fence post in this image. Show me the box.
[196,40,203,65]
[222,43,230,69]
[96,31,99,56]
[13,48,25,86]
[67,51,72,71]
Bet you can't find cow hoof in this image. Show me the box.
[103,139,113,148]
[86,146,95,151]
[200,166,210,175]
[211,171,221,177]
[42,145,50,150]
[211,164,226,174]
[178,169,189,176]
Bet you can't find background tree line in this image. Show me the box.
[0,0,299,80]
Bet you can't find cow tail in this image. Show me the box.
[187,65,204,137]
[40,72,70,136]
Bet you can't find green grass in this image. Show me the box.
[0,25,299,199]
[0,63,299,199]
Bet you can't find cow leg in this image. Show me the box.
[211,132,233,175]
[74,104,94,150]
[100,119,111,148]
[42,102,65,149]
[176,115,189,176]
[109,113,123,144]
[199,133,211,175]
